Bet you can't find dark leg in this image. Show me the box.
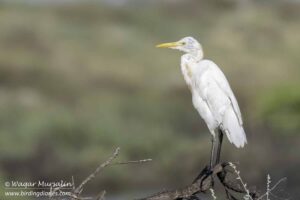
[211,129,224,168]
[209,135,216,169]
[193,129,223,183]
[215,129,223,166]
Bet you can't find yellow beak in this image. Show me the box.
[156,41,182,48]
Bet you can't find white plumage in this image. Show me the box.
[157,36,247,148]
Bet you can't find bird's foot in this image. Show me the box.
[192,165,215,192]
[193,165,213,183]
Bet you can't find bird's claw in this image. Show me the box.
[193,165,214,187]
[193,165,212,182]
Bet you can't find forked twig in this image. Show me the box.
[74,147,121,195]
[49,147,152,200]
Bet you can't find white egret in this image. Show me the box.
[156,37,247,168]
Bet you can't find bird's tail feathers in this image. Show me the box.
[222,108,247,148]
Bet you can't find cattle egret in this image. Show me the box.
[156,37,247,168]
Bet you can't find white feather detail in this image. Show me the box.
[181,57,247,148]
[222,108,247,148]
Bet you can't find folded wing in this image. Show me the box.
[194,60,247,148]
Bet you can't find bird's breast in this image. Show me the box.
[184,63,193,79]
[180,61,194,89]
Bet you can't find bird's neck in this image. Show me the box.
[181,50,203,88]
[189,49,204,62]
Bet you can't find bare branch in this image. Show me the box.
[257,177,287,200]
[112,158,153,165]
[74,147,120,195]
[49,147,152,200]
[96,190,106,200]
[139,164,223,200]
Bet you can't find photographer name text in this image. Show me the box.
[5,180,73,189]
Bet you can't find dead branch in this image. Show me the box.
[112,159,153,165]
[74,147,121,195]
[96,190,106,200]
[139,162,258,200]
[49,148,285,200]
[49,147,152,200]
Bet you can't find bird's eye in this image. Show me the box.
[182,42,186,45]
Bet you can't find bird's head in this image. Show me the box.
[156,36,202,54]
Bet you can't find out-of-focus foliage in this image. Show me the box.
[0,0,299,199]
[258,84,300,134]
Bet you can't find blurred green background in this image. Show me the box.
[0,0,299,199]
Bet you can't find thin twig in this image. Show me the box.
[49,147,153,200]
[210,188,217,200]
[74,147,120,195]
[72,176,76,190]
[96,190,106,200]
[229,162,252,200]
[112,158,152,165]
[257,177,287,200]
[270,192,290,200]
